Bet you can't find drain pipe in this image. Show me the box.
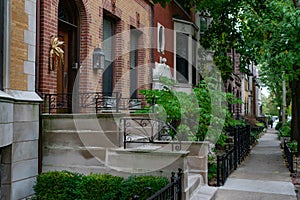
[150,4,155,90]
[35,0,43,174]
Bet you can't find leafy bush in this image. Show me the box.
[208,162,217,180]
[140,78,243,142]
[33,171,82,200]
[216,134,228,148]
[288,140,298,153]
[80,174,123,200]
[275,122,282,130]
[277,120,291,138]
[33,171,169,200]
[120,176,169,200]
[250,131,259,144]
[281,126,291,137]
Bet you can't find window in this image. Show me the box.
[102,17,114,94]
[192,37,197,85]
[157,23,165,53]
[176,32,189,83]
[130,29,140,99]
[0,0,4,90]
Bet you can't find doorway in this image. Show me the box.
[57,0,80,112]
[57,0,79,94]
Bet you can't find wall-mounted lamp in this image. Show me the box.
[93,47,105,70]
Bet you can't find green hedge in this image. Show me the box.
[120,176,169,200]
[34,171,82,200]
[33,171,169,200]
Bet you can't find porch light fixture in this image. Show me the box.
[93,47,105,70]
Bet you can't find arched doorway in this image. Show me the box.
[57,0,80,96]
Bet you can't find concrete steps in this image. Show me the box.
[186,173,218,200]
[105,147,188,175]
[190,185,218,200]
[42,114,211,200]
[43,129,120,147]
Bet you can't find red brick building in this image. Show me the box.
[38,0,153,112]
[153,1,199,92]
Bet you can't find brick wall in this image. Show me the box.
[39,0,153,98]
[10,0,28,91]
[154,2,194,70]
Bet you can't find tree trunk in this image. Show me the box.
[291,76,300,152]
[282,78,286,126]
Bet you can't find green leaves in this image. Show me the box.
[33,171,169,200]
[140,77,243,141]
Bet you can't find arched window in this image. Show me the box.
[58,0,77,25]
[157,23,165,53]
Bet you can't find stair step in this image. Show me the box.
[43,114,120,131]
[190,185,218,200]
[105,148,188,174]
[186,174,203,197]
[44,129,120,148]
[43,146,107,167]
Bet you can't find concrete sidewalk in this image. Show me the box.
[215,128,297,200]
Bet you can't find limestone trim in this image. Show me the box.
[3,0,11,90]
[6,90,42,102]
[24,0,37,91]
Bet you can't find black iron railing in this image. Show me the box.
[283,139,295,173]
[133,169,183,200]
[120,117,181,151]
[44,92,146,114]
[216,125,251,186]
[217,148,235,186]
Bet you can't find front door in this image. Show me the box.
[57,0,80,113]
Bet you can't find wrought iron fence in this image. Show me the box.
[216,125,251,186]
[217,148,235,186]
[43,92,146,114]
[283,139,295,173]
[133,169,183,200]
[120,117,182,151]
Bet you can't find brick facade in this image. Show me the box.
[39,0,153,99]
[154,1,194,70]
[10,0,28,91]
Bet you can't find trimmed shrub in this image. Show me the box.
[33,171,169,200]
[33,171,82,200]
[120,175,169,200]
[80,174,124,200]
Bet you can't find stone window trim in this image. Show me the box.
[157,22,165,54]
[173,18,199,85]
[0,0,11,91]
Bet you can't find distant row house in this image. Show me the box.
[0,0,262,199]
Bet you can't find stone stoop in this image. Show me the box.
[184,174,203,199]
[190,185,218,200]
[105,148,189,176]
